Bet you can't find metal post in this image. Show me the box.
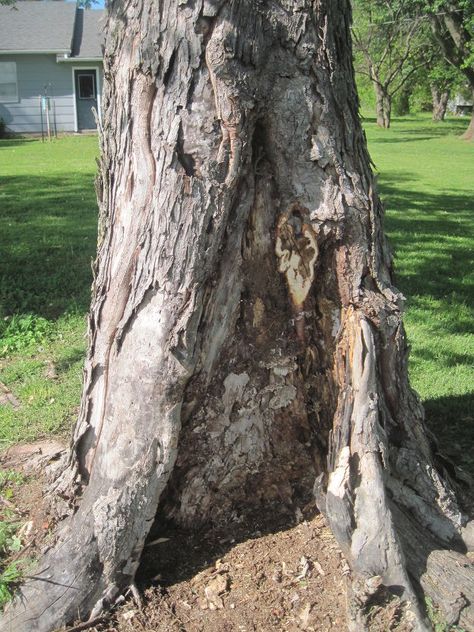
[40,95,44,142]
[46,96,51,141]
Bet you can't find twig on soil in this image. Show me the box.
[162,596,191,626]
[65,616,107,632]
[0,381,20,409]
[128,582,143,609]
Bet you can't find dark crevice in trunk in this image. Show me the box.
[162,48,177,86]
[176,121,196,177]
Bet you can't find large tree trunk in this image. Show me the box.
[2,1,473,631]
[395,85,411,117]
[373,81,391,128]
[431,86,450,122]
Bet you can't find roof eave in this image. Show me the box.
[0,49,71,55]
[57,56,103,63]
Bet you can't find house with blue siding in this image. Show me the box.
[0,2,104,133]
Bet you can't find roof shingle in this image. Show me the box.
[71,8,105,59]
[0,2,104,58]
[0,1,77,53]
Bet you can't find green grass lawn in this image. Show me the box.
[0,116,473,473]
[364,114,474,472]
[0,136,99,445]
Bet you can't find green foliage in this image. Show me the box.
[425,596,467,632]
[356,73,376,110]
[0,314,52,356]
[0,521,21,556]
[353,0,474,125]
[352,0,432,85]
[0,562,21,609]
[0,470,24,495]
[352,0,433,124]
[406,0,473,82]
[0,470,28,609]
[428,58,463,93]
[0,119,5,139]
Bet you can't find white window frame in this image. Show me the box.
[71,66,102,133]
[0,61,18,104]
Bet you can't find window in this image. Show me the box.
[78,73,96,100]
[0,62,18,103]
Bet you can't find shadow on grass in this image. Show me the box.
[55,347,88,374]
[424,393,474,478]
[0,138,40,149]
[375,170,474,475]
[362,116,469,139]
[377,172,473,317]
[0,173,98,319]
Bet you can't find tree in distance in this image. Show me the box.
[352,0,432,128]
[406,0,474,137]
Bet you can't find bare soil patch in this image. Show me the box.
[65,510,349,632]
[0,440,63,563]
[2,443,350,631]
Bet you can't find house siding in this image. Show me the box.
[0,54,102,133]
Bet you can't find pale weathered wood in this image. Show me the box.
[1,1,473,631]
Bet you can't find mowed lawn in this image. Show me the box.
[365,114,474,472]
[0,137,99,444]
[0,116,473,471]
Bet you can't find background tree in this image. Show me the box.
[429,1,474,137]
[1,1,474,631]
[404,0,474,136]
[352,0,432,127]
[428,56,464,120]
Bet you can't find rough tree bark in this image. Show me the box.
[2,0,474,631]
[431,86,450,122]
[373,82,391,128]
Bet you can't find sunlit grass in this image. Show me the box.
[0,136,99,446]
[365,113,474,471]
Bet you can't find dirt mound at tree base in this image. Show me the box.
[0,451,449,632]
[77,512,349,632]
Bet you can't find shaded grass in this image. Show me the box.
[365,114,474,473]
[0,137,98,446]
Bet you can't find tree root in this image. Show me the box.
[315,309,474,632]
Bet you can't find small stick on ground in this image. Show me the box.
[65,616,107,632]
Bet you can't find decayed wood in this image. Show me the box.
[1,1,473,631]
